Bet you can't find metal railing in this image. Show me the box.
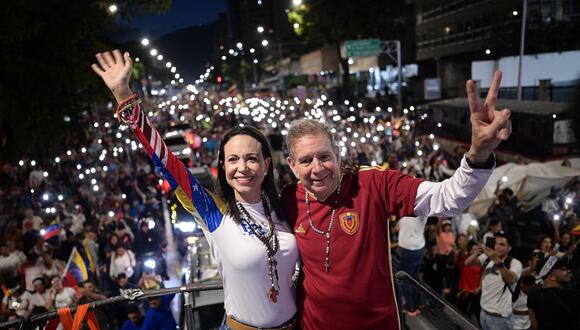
[0,283,223,330]
[395,271,479,330]
[3,275,477,329]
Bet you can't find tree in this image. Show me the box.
[288,0,414,98]
[0,0,170,161]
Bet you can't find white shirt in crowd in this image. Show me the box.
[53,287,77,308]
[28,289,54,311]
[69,213,86,235]
[22,216,43,231]
[41,260,65,278]
[541,198,560,216]
[512,291,530,330]
[478,254,522,317]
[3,292,30,316]
[0,251,26,279]
[455,212,478,236]
[22,261,44,292]
[398,216,428,250]
[109,250,136,279]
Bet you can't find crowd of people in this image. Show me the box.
[393,174,579,329]
[0,49,578,330]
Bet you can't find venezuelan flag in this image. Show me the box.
[62,247,89,288]
[82,240,96,275]
[42,224,60,240]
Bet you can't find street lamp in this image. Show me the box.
[293,23,300,29]
[166,62,172,68]
[292,0,302,6]
[236,42,243,50]
[157,54,163,61]
[141,38,150,46]
[257,26,265,33]
[250,48,255,54]
[221,55,227,61]
[485,49,491,55]
[261,39,269,47]
[150,49,158,56]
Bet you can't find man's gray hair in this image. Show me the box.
[286,118,335,159]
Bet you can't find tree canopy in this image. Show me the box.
[0,0,170,161]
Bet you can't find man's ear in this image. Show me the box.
[334,144,341,166]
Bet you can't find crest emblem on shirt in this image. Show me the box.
[339,212,360,235]
[295,223,306,234]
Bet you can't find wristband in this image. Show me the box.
[465,152,496,169]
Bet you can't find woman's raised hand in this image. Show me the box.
[91,50,133,102]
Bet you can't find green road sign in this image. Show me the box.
[346,39,380,58]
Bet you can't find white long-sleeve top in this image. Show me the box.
[414,156,493,217]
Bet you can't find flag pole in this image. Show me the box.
[61,246,77,280]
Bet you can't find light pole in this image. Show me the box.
[517,0,527,101]
[250,48,258,85]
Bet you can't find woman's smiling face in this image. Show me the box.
[223,134,270,204]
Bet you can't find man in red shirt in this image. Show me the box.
[282,71,511,329]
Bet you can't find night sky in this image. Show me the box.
[120,0,226,41]
[116,0,227,80]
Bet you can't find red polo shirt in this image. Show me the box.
[282,167,423,329]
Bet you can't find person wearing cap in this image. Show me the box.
[527,256,579,330]
[465,231,522,329]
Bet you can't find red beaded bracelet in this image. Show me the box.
[116,93,139,112]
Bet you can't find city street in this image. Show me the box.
[0,1,579,329]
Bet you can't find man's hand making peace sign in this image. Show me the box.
[466,70,512,163]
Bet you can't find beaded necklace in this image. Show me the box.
[236,196,280,303]
[304,183,341,273]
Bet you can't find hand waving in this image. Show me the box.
[91,50,133,102]
[466,70,512,162]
